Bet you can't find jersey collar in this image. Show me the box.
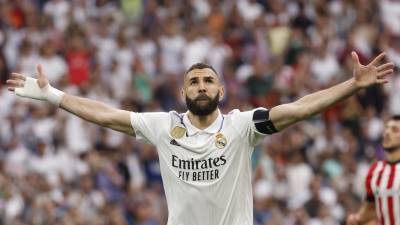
[183,110,223,135]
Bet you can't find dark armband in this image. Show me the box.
[253,109,278,134]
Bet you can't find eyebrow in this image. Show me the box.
[188,76,215,82]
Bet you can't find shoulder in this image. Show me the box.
[130,110,182,128]
[224,107,269,132]
[225,107,269,120]
[132,111,179,119]
[366,161,386,177]
[130,111,183,139]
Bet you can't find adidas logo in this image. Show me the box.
[170,139,181,146]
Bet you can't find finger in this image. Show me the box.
[377,62,395,72]
[10,73,26,81]
[6,80,25,87]
[368,52,386,67]
[378,69,394,78]
[347,218,354,225]
[354,214,361,225]
[7,87,15,92]
[36,64,45,79]
[348,215,357,225]
[377,79,389,84]
[351,51,360,65]
[347,215,355,225]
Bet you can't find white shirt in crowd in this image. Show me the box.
[159,34,186,75]
[37,55,67,84]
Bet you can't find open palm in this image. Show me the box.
[6,64,49,92]
[352,51,394,89]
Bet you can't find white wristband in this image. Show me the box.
[14,77,65,107]
[42,84,65,106]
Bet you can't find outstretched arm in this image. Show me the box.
[6,65,134,135]
[270,51,394,131]
[60,95,133,135]
[347,202,376,225]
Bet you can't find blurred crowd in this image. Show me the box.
[0,0,399,224]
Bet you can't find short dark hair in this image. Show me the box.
[184,63,218,77]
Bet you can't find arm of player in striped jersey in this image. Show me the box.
[269,51,394,131]
[6,64,135,136]
[346,202,376,225]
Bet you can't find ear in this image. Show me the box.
[181,89,186,103]
[219,86,225,101]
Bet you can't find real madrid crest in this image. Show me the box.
[170,126,186,139]
[215,132,227,149]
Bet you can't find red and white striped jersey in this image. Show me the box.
[365,161,400,225]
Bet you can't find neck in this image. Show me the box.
[386,148,400,163]
[187,109,219,130]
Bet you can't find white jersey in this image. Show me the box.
[130,109,267,225]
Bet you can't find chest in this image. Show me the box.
[156,128,250,184]
[158,127,241,158]
[371,164,400,197]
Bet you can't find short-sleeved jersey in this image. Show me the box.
[365,160,400,225]
[130,109,267,225]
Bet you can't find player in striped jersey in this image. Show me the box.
[347,116,400,225]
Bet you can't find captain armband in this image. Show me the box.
[252,109,278,135]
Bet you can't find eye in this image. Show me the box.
[190,80,198,85]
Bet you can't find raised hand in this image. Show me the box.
[352,51,395,89]
[6,64,49,92]
[6,64,64,106]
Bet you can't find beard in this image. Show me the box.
[185,92,220,116]
[384,147,399,153]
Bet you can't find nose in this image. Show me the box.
[198,80,206,92]
[383,128,390,138]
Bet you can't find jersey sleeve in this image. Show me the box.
[230,108,270,147]
[364,162,378,202]
[130,112,170,145]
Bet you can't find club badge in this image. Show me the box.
[215,132,227,149]
[170,126,186,139]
